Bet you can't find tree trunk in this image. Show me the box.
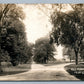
[0,35,3,72]
[70,56,71,63]
[75,50,78,65]
[0,62,3,73]
[0,50,3,72]
[83,57,84,62]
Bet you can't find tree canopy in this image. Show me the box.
[34,37,55,64]
[0,4,32,70]
[50,4,84,65]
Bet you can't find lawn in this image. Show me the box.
[0,62,31,76]
[65,63,84,80]
[43,60,70,66]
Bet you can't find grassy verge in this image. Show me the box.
[43,60,70,66]
[65,63,84,80]
[0,62,31,76]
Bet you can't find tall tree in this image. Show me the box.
[0,4,30,71]
[50,4,84,65]
[34,37,55,64]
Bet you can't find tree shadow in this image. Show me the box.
[0,63,32,76]
[0,71,28,76]
[65,64,84,81]
[66,69,84,81]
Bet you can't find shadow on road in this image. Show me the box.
[65,63,84,81]
[65,69,84,81]
[0,63,31,76]
[0,71,28,76]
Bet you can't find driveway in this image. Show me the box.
[0,63,79,81]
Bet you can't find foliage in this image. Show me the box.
[34,37,55,64]
[0,4,32,67]
[80,43,84,61]
[63,47,75,62]
[50,4,84,65]
[0,49,10,62]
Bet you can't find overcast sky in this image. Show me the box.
[22,5,52,43]
[21,4,73,43]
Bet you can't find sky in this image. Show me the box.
[20,4,72,59]
[22,5,52,43]
[21,4,72,44]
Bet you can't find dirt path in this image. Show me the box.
[0,63,79,81]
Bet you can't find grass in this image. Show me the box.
[0,62,31,76]
[43,60,70,66]
[65,63,84,80]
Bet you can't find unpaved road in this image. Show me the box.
[0,63,79,81]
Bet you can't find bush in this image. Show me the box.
[0,49,10,62]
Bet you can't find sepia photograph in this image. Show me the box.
[0,4,84,81]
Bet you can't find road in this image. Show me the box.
[0,63,79,81]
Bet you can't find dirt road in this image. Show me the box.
[0,63,79,81]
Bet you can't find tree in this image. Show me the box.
[63,47,75,62]
[34,37,55,64]
[50,4,84,65]
[0,4,32,71]
[80,43,84,61]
